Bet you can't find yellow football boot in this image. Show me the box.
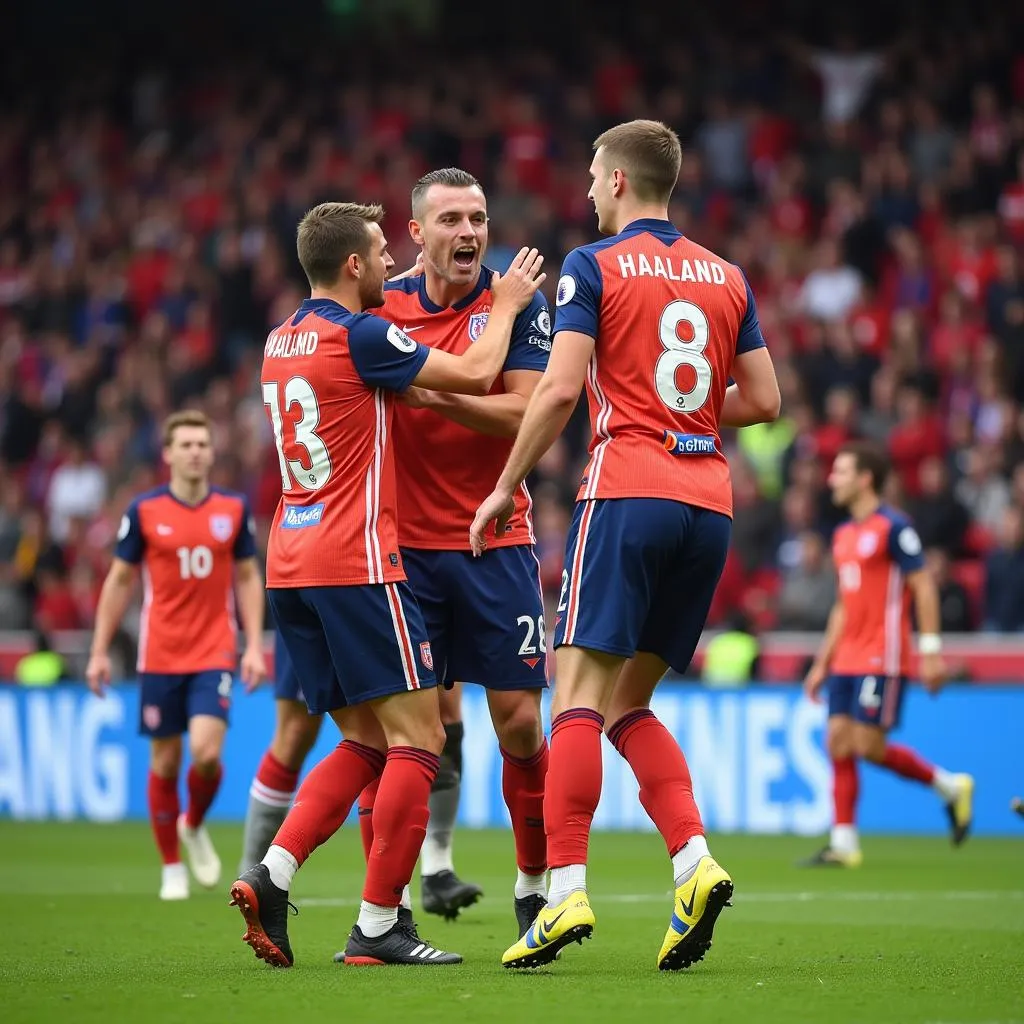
[946,774,974,845]
[501,890,595,969]
[657,856,733,971]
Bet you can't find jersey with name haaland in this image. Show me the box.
[383,268,550,550]
[261,297,428,587]
[553,218,765,517]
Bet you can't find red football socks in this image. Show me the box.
[185,762,223,829]
[545,709,604,869]
[882,743,935,784]
[362,747,439,907]
[607,709,703,856]
[272,741,385,867]
[500,741,549,875]
[252,751,299,807]
[357,777,380,862]
[833,756,859,825]
[148,771,180,864]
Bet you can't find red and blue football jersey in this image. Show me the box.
[115,485,255,673]
[553,218,766,517]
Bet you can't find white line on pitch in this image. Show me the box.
[297,890,1024,909]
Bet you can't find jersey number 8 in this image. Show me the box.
[263,378,333,491]
[655,300,713,413]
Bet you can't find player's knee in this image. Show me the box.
[826,724,853,760]
[853,728,886,763]
[150,739,181,777]
[493,701,543,759]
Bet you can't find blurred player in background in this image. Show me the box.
[802,442,975,867]
[472,120,782,970]
[231,201,544,968]
[242,169,552,937]
[86,410,266,901]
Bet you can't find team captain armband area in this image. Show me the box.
[1,682,1018,836]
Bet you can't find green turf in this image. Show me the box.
[1,823,1021,1024]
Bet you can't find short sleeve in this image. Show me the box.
[736,275,767,355]
[887,517,925,573]
[349,315,429,392]
[114,502,144,564]
[552,247,602,339]
[233,497,257,560]
[504,291,551,372]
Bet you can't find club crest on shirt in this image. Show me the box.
[209,514,234,542]
[468,312,489,342]
[857,531,878,557]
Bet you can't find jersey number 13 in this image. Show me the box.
[263,378,333,491]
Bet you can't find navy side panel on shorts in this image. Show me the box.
[402,545,548,690]
[827,673,908,731]
[272,630,304,703]
[268,581,437,716]
[138,670,233,737]
[553,498,731,673]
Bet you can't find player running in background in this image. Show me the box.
[802,442,974,867]
[86,410,266,901]
[230,201,544,968]
[471,120,782,970]
[242,169,552,936]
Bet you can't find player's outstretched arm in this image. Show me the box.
[470,329,593,555]
[411,247,546,396]
[721,348,782,428]
[234,557,267,692]
[403,369,542,438]
[86,558,137,696]
[907,569,947,693]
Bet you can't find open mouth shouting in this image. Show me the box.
[452,246,477,270]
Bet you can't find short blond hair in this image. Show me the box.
[296,201,385,288]
[162,409,211,448]
[593,120,682,203]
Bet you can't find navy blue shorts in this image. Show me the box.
[553,498,731,674]
[267,581,437,716]
[138,670,233,738]
[272,630,304,704]
[828,674,907,731]
[401,545,547,690]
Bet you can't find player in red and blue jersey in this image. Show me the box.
[472,120,782,971]
[802,441,975,867]
[230,201,545,968]
[242,170,552,938]
[86,410,266,901]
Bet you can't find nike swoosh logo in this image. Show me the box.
[401,325,424,333]
[539,908,566,939]
[679,880,699,918]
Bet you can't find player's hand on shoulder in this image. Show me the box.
[85,653,112,697]
[241,644,268,693]
[491,247,547,314]
[920,653,947,695]
[803,662,827,702]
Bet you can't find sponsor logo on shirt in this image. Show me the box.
[662,431,717,456]
[281,503,325,529]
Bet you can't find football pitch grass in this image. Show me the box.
[2,824,1022,1024]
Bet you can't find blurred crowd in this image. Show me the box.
[2,4,1024,645]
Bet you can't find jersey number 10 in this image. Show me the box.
[263,378,333,492]
[655,300,713,413]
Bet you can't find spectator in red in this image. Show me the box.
[888,379,947,496]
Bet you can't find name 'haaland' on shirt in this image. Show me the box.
[615,252,728,285]
[265,331,320,358]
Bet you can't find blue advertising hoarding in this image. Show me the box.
[0,682,1020,835]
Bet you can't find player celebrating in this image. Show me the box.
[86,410,266,901]
[230,201,545,968]
[241,169,552,936]
[471,120,781,970]
[801,442,974,867]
